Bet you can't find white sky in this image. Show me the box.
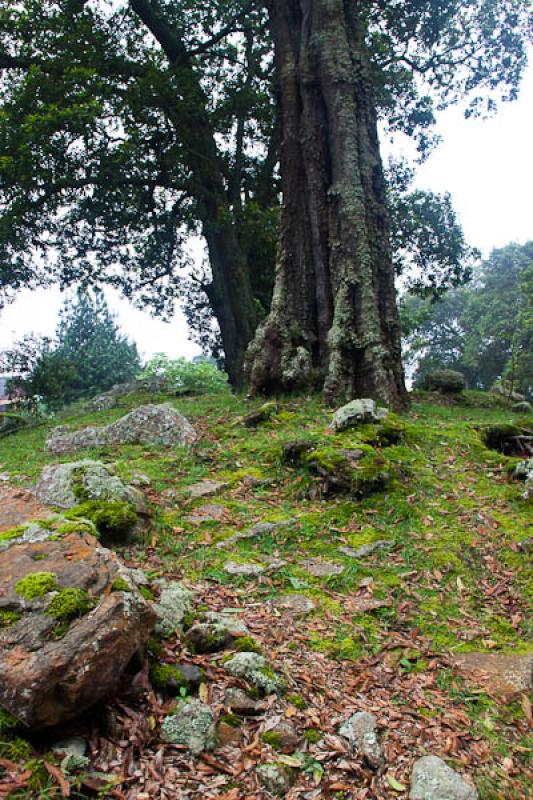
[1,60,532,363]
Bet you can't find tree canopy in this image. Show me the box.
[0,1,531,385]
[1,289,140,406]
[403,241,533,397]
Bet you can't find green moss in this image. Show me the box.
[0,526,24,543]
[111,577,132,593]
[57,520,97,536]
[150,663,194,692]
[15,571,58,600]
[286,693,307,710]
[0,610,22,628]
[261,730,282,749]
[0,708,19,734]
[0,736,33,762]
[139,585,155,602]
[65,500,136,539]
[220,712,241,728]
[47,588,90,621]
[147,637,165,659]
[303,728,323,744]
[233,635,263,654]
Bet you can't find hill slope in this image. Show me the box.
[0,391,531,799]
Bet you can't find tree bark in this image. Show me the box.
[246,0,407,408]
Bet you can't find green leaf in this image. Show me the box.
[387,774,407,792]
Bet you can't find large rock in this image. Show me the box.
[47,403,196,456]
[35,460,145,511]
[0,519,155,730]
[420,370,466,394]
[410,756,478,800]
[332,399,388,432]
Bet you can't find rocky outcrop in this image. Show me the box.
[47,403,196,456]
[0,519,155,730]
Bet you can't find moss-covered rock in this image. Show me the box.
[303,445,392,497]
[223,652,286,695]
[480,423,531,456]
[150,662,204,693]
[64,500,137,542]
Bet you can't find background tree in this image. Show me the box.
[404,241,533,397]
[0,0,278,386]
[246,0,531,404]
[1,290,140,406]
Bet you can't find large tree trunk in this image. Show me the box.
[246,0,407,408]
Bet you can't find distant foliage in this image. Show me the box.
[1,290,140,408]
[140,355,229,396]
[403,242,533,397]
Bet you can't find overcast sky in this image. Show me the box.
[1,60,532,363]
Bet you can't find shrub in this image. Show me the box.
[140,355,229,396]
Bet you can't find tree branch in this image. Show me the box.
[129,0,189,66]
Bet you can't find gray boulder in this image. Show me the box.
[410,756,478,800]
[47,403,196,455]
[514,458,533,500]
[160,699,216,754]
[333,399,388,432]
[35,460,144,511]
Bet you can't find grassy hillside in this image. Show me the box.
[0,390,531,798]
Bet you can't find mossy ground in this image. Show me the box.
[1,389,531,797]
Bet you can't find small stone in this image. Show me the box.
[216,521,283,549]
[300,557,344,577]
[224,652,285,695]
[186,613,249,653]
[332,399,388,432]
[185,504,228,523]
[224,687,260,716]
[518,537,533,553]
[242,402,277,427]
[257,763,295,796]
[217,720,242,747]
[410,756,478,800]
[52,736,87,759]
[52,736,89,769]
[452,652,533,697]
[339,712,382,769]
[186,480,227,499]
[339,540,393,559]
[160,699,216,755]
[264,719,300,753]
[224,561,266,576]
[273,594,316,616]
[154,581,194,636]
